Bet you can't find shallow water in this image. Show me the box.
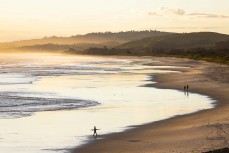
[0,53,214,153]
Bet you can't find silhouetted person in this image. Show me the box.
[187,85,189,91]
[92,126,99,136]
[184,86,186,92]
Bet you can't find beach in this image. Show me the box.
[0,54,216,153]
[0,1,228,152]
[72,57,229,153]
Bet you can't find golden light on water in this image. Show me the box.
[0,53,214,152]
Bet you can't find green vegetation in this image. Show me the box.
[118,32,229,50]
[1,31,229,65]
[81,32,229,65]
[151,49,229,65]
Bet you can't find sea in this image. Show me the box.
[0,53,215,153]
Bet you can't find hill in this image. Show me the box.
[118,32,229,51]
[0,30,171,51]
[82,32,229,64]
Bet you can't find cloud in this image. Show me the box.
[148,12,157,16]
[160,7,185,15]
[148,7,229,18]
[154,26,223,30]
[147,7,185,16]
[188,13,229,18]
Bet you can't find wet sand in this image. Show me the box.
[71,57,229,153]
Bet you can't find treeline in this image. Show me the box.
[150,48,229,65]
[79,45,229,65]
[73,30,164,36]
[18,43,106,52]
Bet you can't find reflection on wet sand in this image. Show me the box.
[0,53,214,153]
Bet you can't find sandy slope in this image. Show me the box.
[71,57,229,153]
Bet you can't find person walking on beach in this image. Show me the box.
[184,86,186,92]
[92,126,99,137]
[187,85,189,91]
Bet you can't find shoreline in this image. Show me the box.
[71,57,229,153]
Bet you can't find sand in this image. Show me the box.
[71,57,229,153]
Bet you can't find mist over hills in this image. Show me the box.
[0,30,228,64]
[0,30,171,51]
[83,32,229,64]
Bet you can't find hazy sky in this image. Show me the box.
[0,0,229,41]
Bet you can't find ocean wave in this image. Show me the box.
[0,95,100,119]
[0,73,37,85]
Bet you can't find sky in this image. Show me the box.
[0,0,229,42]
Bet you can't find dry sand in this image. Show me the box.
[71,57,229,153]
